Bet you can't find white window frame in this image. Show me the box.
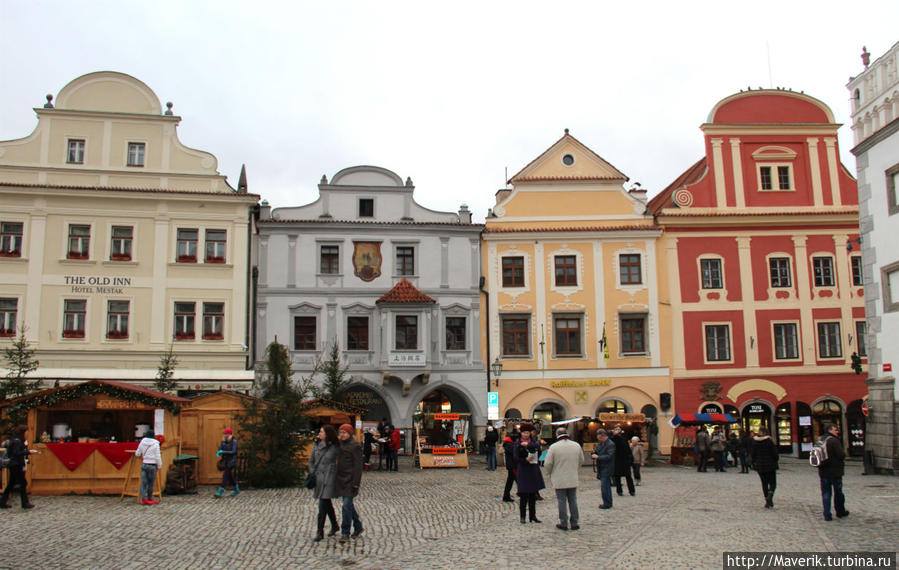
[812,255,836,288]
[0,297,19,337]
[699,256,724,290]
[109,225,134,261]
[703,322,733,364]
[105,299,131,341]
[126,141,146,167]
[204,229,227,264]
[66,223,92,260]
[815,321,842,359]
[850,255,863,287]
[66,138,86,164]
[0,220,24,258]
[756,163,795,192]
[176,228,199,263]
[771,321,800,361]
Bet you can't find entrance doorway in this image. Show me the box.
[416,388,473,447]
[741,401,771,436]
[811,399,843,442]
[533,402,567,441]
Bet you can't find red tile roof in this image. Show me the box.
[376,279,436,304]
[484,224,659,233]
[647,157,707,215]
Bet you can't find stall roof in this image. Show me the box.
[297,398,366,416]
[669,413,737,427]
[2,380,190,415]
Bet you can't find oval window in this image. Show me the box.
[562,154,575,166]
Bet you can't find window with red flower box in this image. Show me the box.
[63,299,86,338]
[203,302,224,340]
[0,222,23,257]
[0,298,17,337]
[67,224,90,260]
[174,302,195,340]
[110,226,133,261]
[205,230,226,263]
[176,229,198,263]
[106,300,129,340]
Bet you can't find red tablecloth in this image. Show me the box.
[45,443,138,471]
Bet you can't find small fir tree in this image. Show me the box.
[2,323,41,399]
[312,342,353,402]
[154,344,179,393]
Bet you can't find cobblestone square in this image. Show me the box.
[2,457,897,569]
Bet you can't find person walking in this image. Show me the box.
[739,430,753,473]
[336,424,364,542]
[817,423,849,521]
[0,425,37,509]
[501,431,518,502]
[750,427,778,508]
[376,418,388,470]
[591,428,616,509]
[134,429,162,505]
[214,427,240,498]
[630,436,645,486]
[727,432,740,467]
[515,430,545,523]
[362,428,375,470]
[611,426,635,496]
[484,422,499,471]
[543,427,582,531]
[695,426,710,472]
[388,424,401,472]
[309,425,340,541]
[710,426,727,472]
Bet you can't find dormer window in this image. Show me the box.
[759,166,792,191]
[752,146,796,192]
[359,198,374,218]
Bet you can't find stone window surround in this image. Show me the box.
[499,312,532,358]
[698,255,725,290]
[886,162,899,216]
[770,320,801,361]
[551,312,584,359]
[882,260,899,313]
[702,321,733,364]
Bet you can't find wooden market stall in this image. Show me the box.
[179,391,255,485]
[1,381,189,495]
[667,412,738,465]
[296,398,367,458]
[414,412,470,469]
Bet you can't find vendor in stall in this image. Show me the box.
[92,413,120,442]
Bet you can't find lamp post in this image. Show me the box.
[491,357,503,388]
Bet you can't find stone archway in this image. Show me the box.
[343,383,394,425]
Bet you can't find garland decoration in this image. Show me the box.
[7,381,183,416]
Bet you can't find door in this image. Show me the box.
[200,414,231,484]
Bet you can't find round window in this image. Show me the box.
[562,154,575,166]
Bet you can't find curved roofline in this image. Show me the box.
[707,89,835,124]
[330,165,404,187]
[55,71,162,114]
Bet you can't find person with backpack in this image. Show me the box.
[0,425,37,509]
[816,423,849,521]
[750,427,778,508]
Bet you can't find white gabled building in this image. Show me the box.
[255,166,486,435]
[848,41,899,472]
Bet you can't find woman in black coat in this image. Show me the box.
[515,431,545,524]
[0,425,36,509]
[750,427,779,508]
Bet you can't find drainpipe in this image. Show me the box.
[246,204,259,375]
[479,274,490,395]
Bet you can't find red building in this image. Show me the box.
[649,89,867,456]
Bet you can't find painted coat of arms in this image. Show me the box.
[352,241,382,282]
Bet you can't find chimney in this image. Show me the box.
[495,188,512,205]
[259,199,272,220]
[628,183,647,204]
[458,204,472,224]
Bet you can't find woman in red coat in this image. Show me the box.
[388,425,401,472]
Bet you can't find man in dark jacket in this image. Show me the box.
[0,424,36,509]
[611,426,635,496]
[501,431,519,502]
[695,427,711,472]
[336,424,364,542]
[590,429,615,509]
[817,423,849,521]
[739,431,753,473]
[484,422,499,471]
[749,427,778,508]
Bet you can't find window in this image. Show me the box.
[127,142,145,167]
[886,163,899,216]
[554,316,581,356]
[203,302,224,340]
[813,257,835,287]
[619,254,642,285]
[174,302,195,340]
[501,316,529,356]
[883,262,899,313]
[0,298,16,337]
[446,317,466,350]
[856,321,867,357]
[705,325,731,362]
[700,258,723,289]
[817,322,842,358]
[759,165,792,191]
[359,198,374,217]
[67,225,90,259]
[67,139,85,164]
[851,255,863,286]
[176,229,198,262]
[396,247,415,276]
[769,257,792,288]
[106,300,129,339]
[110,226,133,261]
[395,315,418,350]
[294,316,316,350]
[502,256,524,287]
[620,315,646,354]
[347,316,369,350]
[63,300,86,338]
[320,245,339,274]
[554,255,577,286]
[205,230,226,263]
[0,222,23,257]
[773,323,799,360]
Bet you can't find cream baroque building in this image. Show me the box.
[0,72,258,392]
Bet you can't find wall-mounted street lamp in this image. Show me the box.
[846,236,863,251]
[491,357,503,386]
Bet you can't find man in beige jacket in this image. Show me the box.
[543,427,583,531]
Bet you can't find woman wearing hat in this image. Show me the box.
[214,427,239,498]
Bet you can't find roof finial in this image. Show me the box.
[564,128,569,135]
[238,164,248,192]
[44,94,54,108]
[165,101,174,116]
[861,46,870,69]
[320,174,328,184]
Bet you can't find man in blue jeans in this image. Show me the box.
[590,429,616,509]
[817,423,849,521]
[484,422,499,471]
[335,424,364,542]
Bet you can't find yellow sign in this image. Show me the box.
[598,413,645,423]
[551,380,610,388]
[574,390,588,403]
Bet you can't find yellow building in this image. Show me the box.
[0,72,258,393]
[481,131,673,451]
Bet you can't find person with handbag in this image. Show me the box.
[0,425,37,509]
[515,430,545,524]
[308,425,340,541]
[214,427,239,498]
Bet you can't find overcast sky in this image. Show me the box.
[2,1,897,221]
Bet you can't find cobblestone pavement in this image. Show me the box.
[1,457,897,569]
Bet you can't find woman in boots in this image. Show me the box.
[515,431,545,523]
[309,425,340,541]
[750,427,779,508]
[214,427,239,498]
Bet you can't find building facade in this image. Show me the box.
[848,41,899,472]
[649,89,866,456]
[255,166,485,433]
[481,132,673,451]
[0,72,257,392]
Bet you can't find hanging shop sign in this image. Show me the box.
[433,413,460,421]
[598,413,645,423]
